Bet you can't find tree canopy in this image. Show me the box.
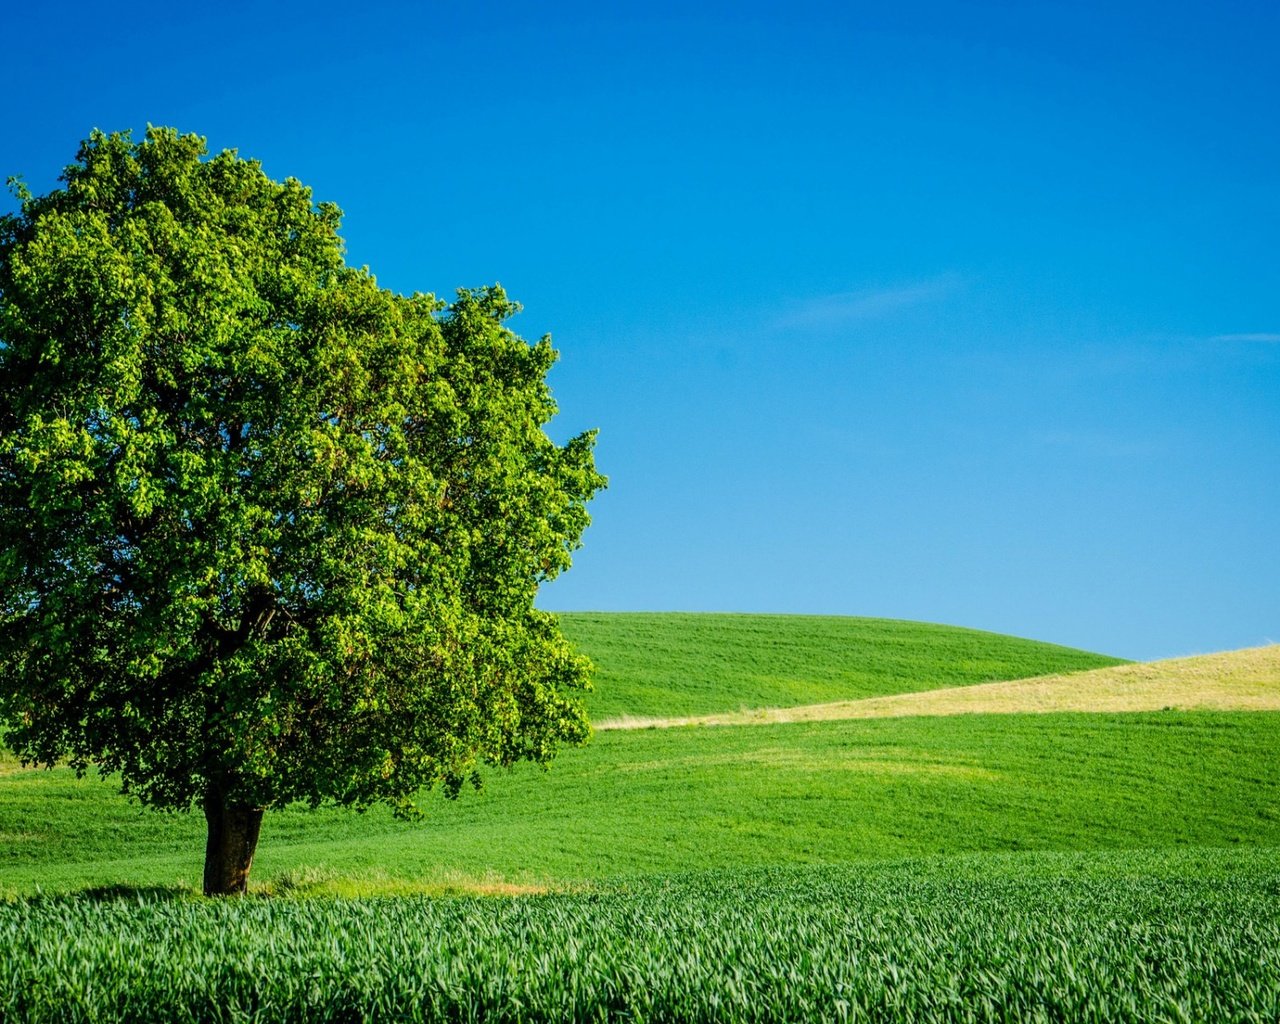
[0,127,605,893]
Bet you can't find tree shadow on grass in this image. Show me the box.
[71,883,196,902]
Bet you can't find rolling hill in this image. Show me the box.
[559,612,1127,719]
[3,613,1276,898]
[597,643,1280,728]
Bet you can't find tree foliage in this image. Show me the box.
[0,128,605,888]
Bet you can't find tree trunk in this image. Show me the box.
[202,789,264,896]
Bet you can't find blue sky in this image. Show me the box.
[3,0,1276,659]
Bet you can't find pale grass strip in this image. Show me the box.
[594,645,1280,731]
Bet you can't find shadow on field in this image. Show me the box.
[73,884,194,902]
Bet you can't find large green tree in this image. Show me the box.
[0,128,605,894]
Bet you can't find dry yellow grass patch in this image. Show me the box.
[617,746,999,779]
[596,644,1280,730]
[0,752,29,777]
[264,865,551,898]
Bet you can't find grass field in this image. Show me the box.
[4,849,1278,1023]
[4,708,1278,893]
[2,613,1277,1022]
[559,612,1126,719]
[604,643,1280,728]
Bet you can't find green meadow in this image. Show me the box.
[2,613,1143,893]
[559,612,1126,719]
[4,710,1278,893]
[3,613,1278,1022]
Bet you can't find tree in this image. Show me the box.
[0,128,606,895]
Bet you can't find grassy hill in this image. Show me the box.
[3,612,1278,1021]
[560,612,1127,719]
[604,643,1280,728]
[4,614,1273,897]
[3,708,1277,894]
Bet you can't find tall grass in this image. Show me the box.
[2,849,1276,1023]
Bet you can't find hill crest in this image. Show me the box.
[595,644,1280,729]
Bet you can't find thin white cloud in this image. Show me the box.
[1210,332,1280,343]
[773,274,963,331]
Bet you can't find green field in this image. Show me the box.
[4,710,1278,894]
[4,850,1278,1023]
[3,613,1277,1022]
[1,614,1152,893]
[560,612,1126,719]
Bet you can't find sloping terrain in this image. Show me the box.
[561,612,1126,719]
[597,644,1280,729]
[3,616,1275,898]
[4,710,1278,894]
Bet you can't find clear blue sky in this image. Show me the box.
[3,0,1276,660]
